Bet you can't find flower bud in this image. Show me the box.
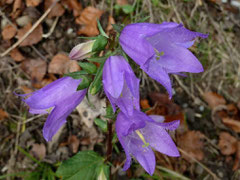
[69,40,95,60]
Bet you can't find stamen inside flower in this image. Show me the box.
[46,107,53,113]
[154,48,164,60]
[135,130,149,148]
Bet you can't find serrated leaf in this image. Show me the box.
[92,35,108,52]
[64,70,89,79]
[56,151,104,180]
[78,62,97,74]
[94,118,107,132]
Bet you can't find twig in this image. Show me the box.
[178,148,220,180]
[0,0,59,58]
[42,16,59,38]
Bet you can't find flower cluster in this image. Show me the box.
[18,22,207,175]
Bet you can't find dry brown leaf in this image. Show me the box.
[178,131,205,161]
[45,0,65,18]
[6,0,14,4]
[68,135,80,153]
[218,132,237,155]
[21,58,47,84]
[11,0,23,18]
[64,0,82,17]
[227,104,238,116]
[233,142,240,171]
[20,85,34,94]
[106,15,116,33]
[140,99,150,109]
[31,143,46,159]
[76,6,103,36]
[222,118,240,133]
[117,0,128,5]
[203,92,226,109]
[2,24,17,40]
[17,23,43,46]
[48,53,80,74]
[10,48,25,62]
[0,109,8,122]
[26,0,41,7]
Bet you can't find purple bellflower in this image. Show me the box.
[119,22,208,97]
[102,55,140,115]
[18,77,87,141]
[116,110,180,175]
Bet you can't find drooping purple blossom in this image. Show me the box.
[102,55,140,115]
[119,22,208,97]
[116,110,180,175]
[18,77,87,141]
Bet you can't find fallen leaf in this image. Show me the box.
[10,48,25,62]
[21,58,47,84]
[218,132,237,155]
[140,99,150,109]
[17,23,43,46]
[11,0,23,18]
[68,135,80,153]
[106,15,116,33]
[117,0,128,5]
[2,24,17,40]
[48,53,80,74]
[203,92,226,109]
[233,142,240,171]
[31,143,46,159]
[64,0,82,17]
[0,109,8,122]
[227,104,238,118]
[26,0,41,7]
[147,93,185,124]
[178,131,205,161]
[45,0,65,18]
[76,6,103,36]
[222,118,240,133]
[20,86,34,94]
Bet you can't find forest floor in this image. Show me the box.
[0,0,240,179]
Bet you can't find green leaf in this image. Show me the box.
[122,4,134,14]
[56,151,105,180]
[25,172,41,180]
[64,70,89,79]
[96,164,109,180]
[97,20,109,38]
[92,35,108,52]
[94,118,107,132]
[89,61,105,95]
[112,24,124,33]
[87,56,108,63]
[78,62,97,74]
[77,75,92,90]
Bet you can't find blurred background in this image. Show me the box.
[0,0,240,179]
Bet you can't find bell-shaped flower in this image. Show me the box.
[102,55,140,115]
[116,110,180,175]
[119,22,208,97]
[18,77,87,141]
[69,40,95,60]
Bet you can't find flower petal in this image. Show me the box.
[142,59,173,98]
[142,122,180,157]
[43,89,86,141]
[25,77,81,110]
[69,40,95,60]
[130,137,156,175]
[102,56,125,98]
[146,34,204,73]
